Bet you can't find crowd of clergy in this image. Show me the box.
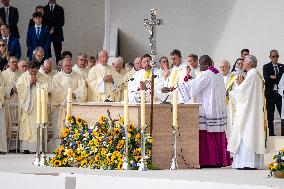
[0,47,281,170]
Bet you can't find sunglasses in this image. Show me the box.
[0,43,6,47]
[271,55,279,58]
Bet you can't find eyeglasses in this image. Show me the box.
[0,43,6,47]
[22,65,27,67]
[271,55,279,58]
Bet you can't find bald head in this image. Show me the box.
[18,60,28,73]
[43,59,53,74]
[62,59,72,74]
[133,57,142,71]
[219,59,230,76]
[98,50,109,66]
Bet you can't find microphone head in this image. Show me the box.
[130,78,135,81]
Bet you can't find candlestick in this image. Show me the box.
[66,87,72,123]
[124,89,129,126]
[141,90,146,130]
[122,88,129,170]
[36,86,41,123]
[172,89,178,129]
[41,88,47,123]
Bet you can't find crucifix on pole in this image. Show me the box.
[144,8,163,134]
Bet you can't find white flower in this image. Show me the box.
[130,160,134,164]
[281,157,284,160]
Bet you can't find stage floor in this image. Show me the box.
[0,154,283,189]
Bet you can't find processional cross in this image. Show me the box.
[144,9,163,134]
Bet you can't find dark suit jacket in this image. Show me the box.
[263,62,284,96]
[26,26,51,60]
[43,3,64,42]
[0,36,21,59]
[0,6,19,38]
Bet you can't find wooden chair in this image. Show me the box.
[7,102,19,153]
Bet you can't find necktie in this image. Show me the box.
[50,4,54,12]
[36,27,40,39]
[5,7,9,25]
[274,65,279,78]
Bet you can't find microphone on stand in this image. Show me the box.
[104,77,135,102]
[161,94,170,104]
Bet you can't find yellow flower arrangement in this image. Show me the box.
[49,115,153,170]
[135,133,141,141]
[120,116,124,125]
[76,117,83,125]
[99,116,106,124]
[128,123,134,132]
[61,128,70,138]
[80,159,88,167]
[66,149,75,158]
[53,160,62,167]
[268,149,284,177]
[74,133,80,140]
[117,140,125,149]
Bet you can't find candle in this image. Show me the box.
[124,89,129,127]
[66,87,72,122]
[36,87,41,123]
[172,89,178,129]
[41,88,47,123]
[141,90,146,130]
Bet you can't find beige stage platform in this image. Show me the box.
[71,102,200,169]
[0,154,283,189]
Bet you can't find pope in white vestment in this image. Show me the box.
[0,72,7,153]
[178,55,231,167]
[17,63,51,153]
[228,55,265,169]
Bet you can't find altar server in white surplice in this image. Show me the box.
[178,55,231,167]
[155,56,171,103]
[160,49,195,103]
[17,61,51,153]
[88,50,120,102]
[0,72,7,153]
[228,55,266,170]
[51,58,87,149]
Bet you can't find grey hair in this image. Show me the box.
[77,53,87,58]
[221,59,230,68]
[245,55,257,68]
[33,46,44,55]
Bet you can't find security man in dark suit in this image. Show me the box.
[263,50,284,136]
[0,0,19,38]
[43,0,65,64]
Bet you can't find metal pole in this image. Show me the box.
[138,129,147,171]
